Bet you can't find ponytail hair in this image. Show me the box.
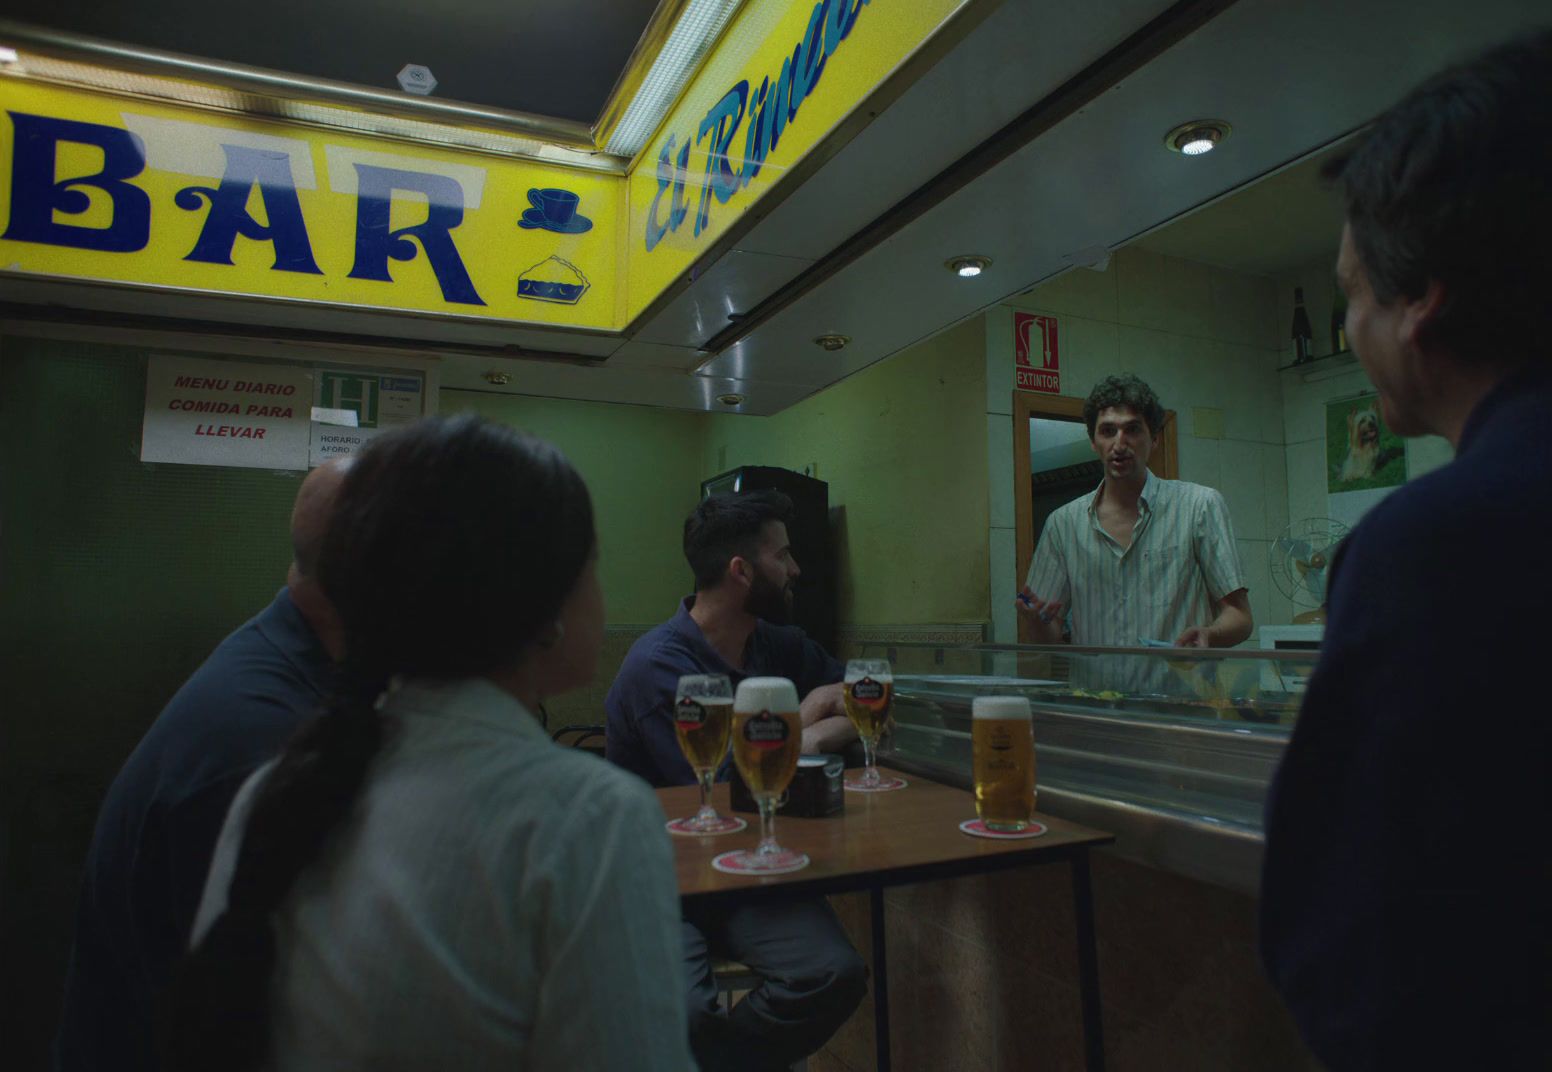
[164,415,594,1069]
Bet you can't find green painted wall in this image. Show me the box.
[1,321,993,1065]
[442,390,705,624]
[702,317,990,625]
[1,336,306,1068]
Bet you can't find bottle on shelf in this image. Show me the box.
[1290,287,1314,365]
[1330,287,1348,354]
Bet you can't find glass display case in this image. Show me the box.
[855,642,1319,893]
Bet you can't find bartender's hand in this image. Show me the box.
[1015,586,1066,644]
[1174,625,1212,648]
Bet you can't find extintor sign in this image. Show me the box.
[1015,312,1060,393]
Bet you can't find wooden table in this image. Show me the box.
[659,768,1115,1071]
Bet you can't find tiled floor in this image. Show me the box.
[806,856,1319,1071]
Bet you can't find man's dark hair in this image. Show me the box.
[1325,28,1551,368]
[684,490,794,591]
[1083,374,1165,439]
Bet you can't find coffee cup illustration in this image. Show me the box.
[517,255,590,305]
[519,187,593,234]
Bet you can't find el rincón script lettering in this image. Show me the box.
[644,0,871,252]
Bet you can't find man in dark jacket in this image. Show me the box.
[1260,30,1551,1072]
[55,460,348,1071]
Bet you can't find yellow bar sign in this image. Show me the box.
[0,81,622,331]
[1,0,970,335]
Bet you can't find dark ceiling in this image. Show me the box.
[6,0,664,122]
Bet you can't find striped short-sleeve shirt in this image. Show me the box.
[1026,471,1247,650]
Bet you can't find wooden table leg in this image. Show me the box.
[1071,850,1106,1071]
[870,884,892,1072]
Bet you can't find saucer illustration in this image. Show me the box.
[518,187,593,234]
[518,255,590,305]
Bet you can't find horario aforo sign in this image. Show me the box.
[1014,312,1059,393]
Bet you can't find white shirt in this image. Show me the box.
[1027,473,1246,691]
[194,676,693,1071]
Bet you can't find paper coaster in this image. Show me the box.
[666,815,747,837]
[959,818,1047,840]
[844,775,909,793]
[711,849,810,875]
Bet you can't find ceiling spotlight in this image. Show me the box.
[482,370,512,385]
[1164,120,1231,156]
[946,255,991,278]
[813,334,850,351]
[716,392,745,406]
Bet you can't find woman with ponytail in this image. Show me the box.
[166,415,691,1070]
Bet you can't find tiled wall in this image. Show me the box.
[811,853,1317,1071]
[1275,259,1454,533]
[986,246,1293,640]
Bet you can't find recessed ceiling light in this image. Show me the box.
[813,334,850,351]
[946,255,992,278]
[1164,120,1231,156]
[716,392,745,406]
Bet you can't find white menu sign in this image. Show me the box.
[141,355,312,470]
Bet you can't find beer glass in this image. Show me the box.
[972,695,1036,831]
[720,676,808,873]
[667,674,743,835]
[843,659,905,791]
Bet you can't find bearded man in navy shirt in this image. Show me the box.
[608,490,863,1072]
[1260,30,1551,1072]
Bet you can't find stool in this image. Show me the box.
[550,723,605,757]
[710,957,760,1010]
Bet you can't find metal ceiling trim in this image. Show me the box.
[592,0,742,154]
[0,301,611,366]
[611,0,755,173]
[617,0,1010,341]
[0,19,619,164]
[695,0,1245,360]
[0,270,624,343]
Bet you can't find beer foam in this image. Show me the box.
[736,676,799,712]
[972,695,1032,720]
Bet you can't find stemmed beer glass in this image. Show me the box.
[713,677,808,874]
[666,674,745,836]
[843,659,907,791]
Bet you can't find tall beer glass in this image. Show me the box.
[720,677,808,873]
[667,674,743,835]
[843,659,905,791]
[972,696,1036,831]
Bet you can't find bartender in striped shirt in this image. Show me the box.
[1016,374,1253,650]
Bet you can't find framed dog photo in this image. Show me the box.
[1326,395,1406,494]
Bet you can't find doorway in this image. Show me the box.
[1012,390,1178,643]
